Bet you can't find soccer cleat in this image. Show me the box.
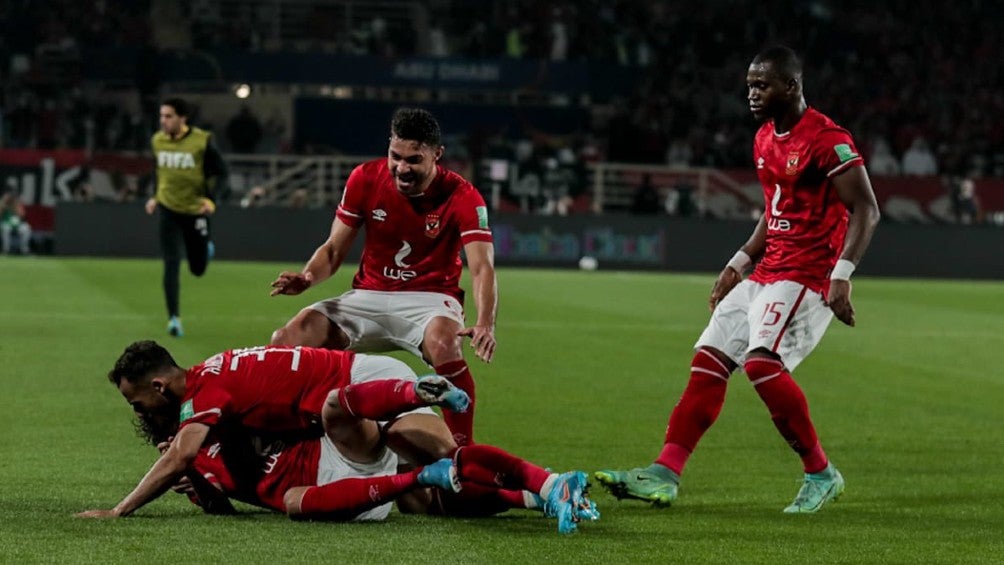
[167,316,184,338]
[207,241,215,261]
[417,458,462,493]
[544,471,592,534]
[414,375,470,413]
[594,464,679,506]
[783,463,845,514]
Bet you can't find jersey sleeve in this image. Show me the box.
[335,165,369,227]
[813,128,865,178]
[455,187,493,245]
[179,382,230,430]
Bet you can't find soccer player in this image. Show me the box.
[80,341,595,532]
[147,98,230,337]
[596,45,880,513]
[269,108,496,447]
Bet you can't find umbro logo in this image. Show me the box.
[372,209,387,221]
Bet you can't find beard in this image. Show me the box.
[133,400,180,445]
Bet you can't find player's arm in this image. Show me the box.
[709,214,767,310]
[827,166,881,327]
[458,240,498,362]
[77,422,210,518]
[146,143,158,215]
[270,217,359,296]
[198,137,229,214]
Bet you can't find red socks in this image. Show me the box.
[337,378,423,421]
[297,470,419,519]
[434,360,476,446]
[655,349,731,475]
[455,444,551,493]
[744,357,828,473]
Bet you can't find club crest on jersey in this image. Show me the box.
[424,213,442,238]
[785,152,800,176]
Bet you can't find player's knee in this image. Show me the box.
[270,325,290,346]
[743,352,784,381]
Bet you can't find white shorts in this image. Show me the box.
[694,279,833,371]
[310,290,465,358]
[317,434,398,521]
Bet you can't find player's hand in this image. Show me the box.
[270,271,313,296]
[197,197,216,215]
[826,279,855,326]
[709,266,743,311]
[76,508,121,519]
[458,325,496,363]
[144,197,157,215]
[171,476,196,496]
[156,436,174,455]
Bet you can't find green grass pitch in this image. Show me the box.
[1,256,1002,564]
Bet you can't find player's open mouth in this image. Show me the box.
[750,104,763,112]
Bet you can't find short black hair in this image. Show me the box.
[108,340,179,386]
[753,45,803,81]
[390,108,442,146]
[161,97,190,118]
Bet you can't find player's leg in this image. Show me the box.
[744,281,844,512]
[596,281,753,505]
[452,444,598,533]
[181,214,211,277]
[422,315,477,447]
[270,307,351,349]
[283,448,459,521]
[384,413,457,463]
[158,207,184,336]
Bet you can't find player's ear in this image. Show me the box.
[434,145,444,162]
[151,377,166,394]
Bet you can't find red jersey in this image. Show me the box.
[178,346,354,434]
[749,107,864,294]
[191,438,320,513]
[336,159,493,302]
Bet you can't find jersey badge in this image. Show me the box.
[180,400,194,422]
[425,213,442,238]
[833,144,859,163]
[476,206,489,228]
[372,209,387,222]
[757,157,765,169]
[785,152,800,176]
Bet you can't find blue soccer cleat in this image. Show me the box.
[417,458,462,493]
[207,241,215,261]
[414,375,470,413]
[167,316,184,338]
[783,463,845,513]
[544,471,593,534]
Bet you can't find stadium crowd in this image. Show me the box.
[1,0,1001,181]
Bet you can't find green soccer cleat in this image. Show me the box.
[594,464,679,506]
[783,463,845,514]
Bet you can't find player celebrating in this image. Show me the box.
[80,341,595,533]
[269,108,496,447]
[146,98,230,337]
[596,45,880,513]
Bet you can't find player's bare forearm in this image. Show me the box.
[84,424,207,518]
[463,241,498,362]
[834,167,881,264]
[739,215,768,261]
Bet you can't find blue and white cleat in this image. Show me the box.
[414,375,470,413]
[418,458,462,493]
[167,316,184,338]
[544,471,592,534]
[783,463,845,513]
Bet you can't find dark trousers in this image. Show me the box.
[158,204,211,318]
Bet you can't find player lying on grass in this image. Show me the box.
[78,341,597,533]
